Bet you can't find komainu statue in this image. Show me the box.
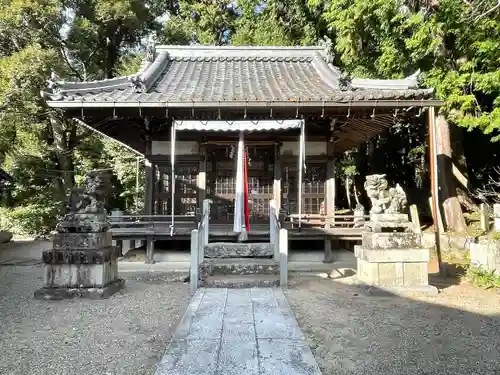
[364,174,407,215]
[55,169,112,233]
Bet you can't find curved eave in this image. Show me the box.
[46,98,444,109]
[40,51,170,100]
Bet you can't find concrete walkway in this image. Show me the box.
[155,288,322,375]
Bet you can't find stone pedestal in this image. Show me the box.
[35,231,124,300]
[355,214,438,296]
[34,170,124,300]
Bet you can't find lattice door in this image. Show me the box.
[207,145,274,224]
[282,163,326,215]
[154,164,198,216]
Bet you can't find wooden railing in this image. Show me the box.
[108,213,198,228]
[288,212,369,228]
[190,199,211,293]
[270,199,288,288]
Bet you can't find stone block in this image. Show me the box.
[52,232,112,250]
[370,213,409,222]
[356,258,378,285]
[43,259,119,288]
[200,259,279,277]
[356,249,430,288]
[377,262,402,287]
[56,213,109,233]
[42,245,121,264]
[34,279,125,300]
[204,242,273,258]
[355,247,430,263]
[470,242,500,275]
[403,262,428,286]
[362,232,421,249]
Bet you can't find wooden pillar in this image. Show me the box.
[273,143,281,210]
[324,140,336,263]
[428,106,442,274]
[144,144,154,215]
[198,144,207,214]
[325,141,336,228]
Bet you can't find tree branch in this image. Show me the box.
[473,0,500,21]
[59,46,84,81]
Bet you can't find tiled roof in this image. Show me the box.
[41,45,434,107]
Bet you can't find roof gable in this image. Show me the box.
[41,45,433,106]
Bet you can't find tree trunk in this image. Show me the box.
[353,182,361,206]
[345,177,352,209]
[435,114,467,232]
[50,116,75,204]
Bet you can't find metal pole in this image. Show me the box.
[298,120,305,229]
[170,121,176,236]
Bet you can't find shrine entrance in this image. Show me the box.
[207,144,274,225]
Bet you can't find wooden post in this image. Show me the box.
[480,203,489,232]
[409,204,422,234]
[323,236,333,263]
[190,229,199,293]
[203,198,210,246]
[325,140,336,228]
[273,143,281,210]
[116,239,123,257]
[428,107,443,274]
[279,228,288,288]
[146,234,155,264]
[144,160,154,215]
[435,113,467,232]
[428,197,444,232]
[270,200,280,260]
[144,118,154,215]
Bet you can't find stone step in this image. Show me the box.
[201,274,280,288]
[200,258,279,276]
[204,242,273,258]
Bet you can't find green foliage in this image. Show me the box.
[314,0,500,136]
[465,266,500,289]
[0,203,59,235]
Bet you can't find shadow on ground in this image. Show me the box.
[285,275,500,375]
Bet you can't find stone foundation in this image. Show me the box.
[34,279,125,300]
[43,259,119,288]
[355,246,430,287]
[355,211,438,296]
[34,169,124,300]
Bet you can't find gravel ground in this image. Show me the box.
[0,264,190,375]
[285,276,500,375]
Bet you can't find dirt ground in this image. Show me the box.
[0,263,190,375]
[285,275,500,375]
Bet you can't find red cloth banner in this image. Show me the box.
[243,151,250,231]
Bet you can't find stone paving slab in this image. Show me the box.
[155,287,322,375]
